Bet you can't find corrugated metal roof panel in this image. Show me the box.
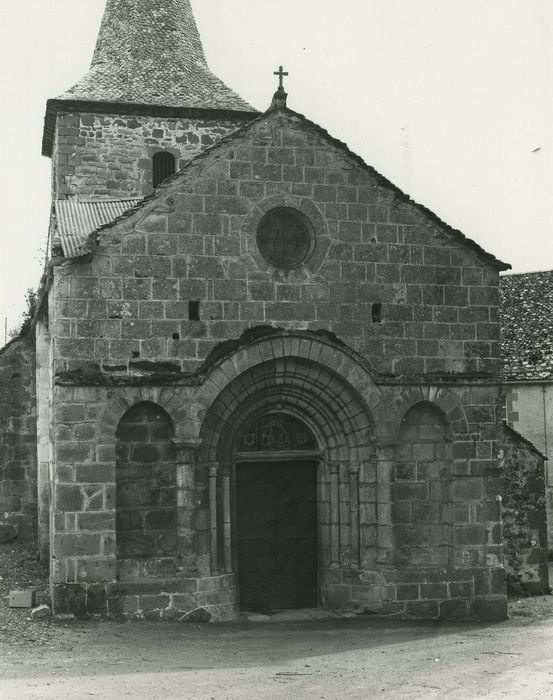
[54,199,141,257]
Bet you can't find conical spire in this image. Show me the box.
[55,0,255,113]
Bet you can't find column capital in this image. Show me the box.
[348,462,362,475]
[208,462,220,478]
[173,438,202,463]
[376,443,398,458]
[329,462,340,475]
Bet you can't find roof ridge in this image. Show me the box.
[500,269,553,279]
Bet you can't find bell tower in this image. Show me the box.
[42,0,258,202]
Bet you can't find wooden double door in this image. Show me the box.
[236,460,318,612]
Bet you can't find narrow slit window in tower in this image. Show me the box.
[153,152,176,188]
[372,303,383,323]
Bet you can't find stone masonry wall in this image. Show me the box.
[0,336,37,539]
[394,403,452,570]
[50,110,501,380]
[53,112,250,200]
[47,110,506,620]
[48,334,506,620]
[116,402,177,580]
[501,425,549,594]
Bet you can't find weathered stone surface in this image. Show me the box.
[31,604,52,619]
[501,425,549,594]
[53,113,249,201]
[0,524,17,543]
[40,17,508,625]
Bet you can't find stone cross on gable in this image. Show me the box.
[274,65,289,92]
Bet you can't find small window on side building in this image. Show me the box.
[153,152,176,188]
[372,303,383,324]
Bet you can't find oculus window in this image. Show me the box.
[256,207,314,269]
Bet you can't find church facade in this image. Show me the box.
[13,0,514,620]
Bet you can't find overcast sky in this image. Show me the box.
[0,0,551,339]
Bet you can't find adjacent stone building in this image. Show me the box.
[501,271,553,548]
[4,0,517,620]
[0,334,37,541]
[500,424,549,595]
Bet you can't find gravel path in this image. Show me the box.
[0,541,56,647]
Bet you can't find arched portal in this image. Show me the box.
[199,352,375,612]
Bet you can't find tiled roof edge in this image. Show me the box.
[500,269,553,280]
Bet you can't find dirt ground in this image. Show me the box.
[2,542,553,699]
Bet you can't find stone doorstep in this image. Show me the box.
[240,608,358,623]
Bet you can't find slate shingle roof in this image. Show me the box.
[500,271,553,381]
[59,0,255,112]
[42,0,257,155]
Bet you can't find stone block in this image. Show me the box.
[77,512,115,531]
[0,524,17,543]
[31,604,52,619]
[229,161,252,180]
[52,583,87,616]
[117,532,156,557]
[188,256,225,279]
[405,600,439,619]
[420,583,447,599]
[138,594,170,612]
[55,534,102,557]
[391,501,412,523]
[392,482,428,501]
[86,584,108,614]
[452,478,483,501]
[454,525,487,546]
[56,442,94,464]
[469,597,508,621]
[439,599,469,621]
[396,584,419,601]
[54,485,84,512]
[145,509,176,530]
[55,404,86,423]
[449,581,473,598]
[75,558,115,583]
[490,567,506,595]
[214,280,248,301]
[0,497,22,513]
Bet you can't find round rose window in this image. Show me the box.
[256,207,313,269]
